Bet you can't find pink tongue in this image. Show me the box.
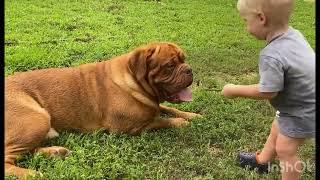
[177,87,192,102]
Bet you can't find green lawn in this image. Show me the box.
[5,0,315,179]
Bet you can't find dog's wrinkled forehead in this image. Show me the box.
[151,43,186,63]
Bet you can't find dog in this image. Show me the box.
[5,42,201,178]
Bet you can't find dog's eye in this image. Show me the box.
[166,63,175,70]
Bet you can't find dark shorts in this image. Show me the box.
[276,111,315,138]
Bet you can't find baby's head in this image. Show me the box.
[237,0,294,40]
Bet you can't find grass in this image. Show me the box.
[5,0,315,179]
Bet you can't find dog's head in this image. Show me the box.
[128,42,193,103]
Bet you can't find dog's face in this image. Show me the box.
[128,42,193,103]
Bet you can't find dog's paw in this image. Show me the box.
[45,128,59,139]
[170,118,189,128]
[190,112,203,119]
[182,112,203,120]
[27,170,43,178]
[35,146,72,158]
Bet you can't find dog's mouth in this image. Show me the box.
[166,86,192,103]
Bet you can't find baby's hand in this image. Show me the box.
[221,84,236,98]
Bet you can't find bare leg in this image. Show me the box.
[257,120,279,163]
[276,133,305,180]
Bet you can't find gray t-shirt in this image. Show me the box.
[258,27,315,137]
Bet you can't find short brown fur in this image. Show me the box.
[5,42,201,178]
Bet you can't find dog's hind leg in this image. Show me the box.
[5,155,41,179]
[5,94,51,179]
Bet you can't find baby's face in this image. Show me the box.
[240,12,267,40]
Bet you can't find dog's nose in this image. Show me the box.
[185,68,193,76]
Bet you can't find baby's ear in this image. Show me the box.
[258,12,267,24]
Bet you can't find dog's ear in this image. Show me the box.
[178,49,185,61]
[128,45,158,81]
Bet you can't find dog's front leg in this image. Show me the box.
[160,105,202,120]
[144,117,189,131]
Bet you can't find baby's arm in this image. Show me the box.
[222,54,285,100]
[222,84,277,100]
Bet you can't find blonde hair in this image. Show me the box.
[237,0,294,28]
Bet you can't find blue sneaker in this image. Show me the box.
[238,152,269,174]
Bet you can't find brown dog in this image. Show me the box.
[5,42,201,178]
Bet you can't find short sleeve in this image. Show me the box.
[258,55,284,92]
